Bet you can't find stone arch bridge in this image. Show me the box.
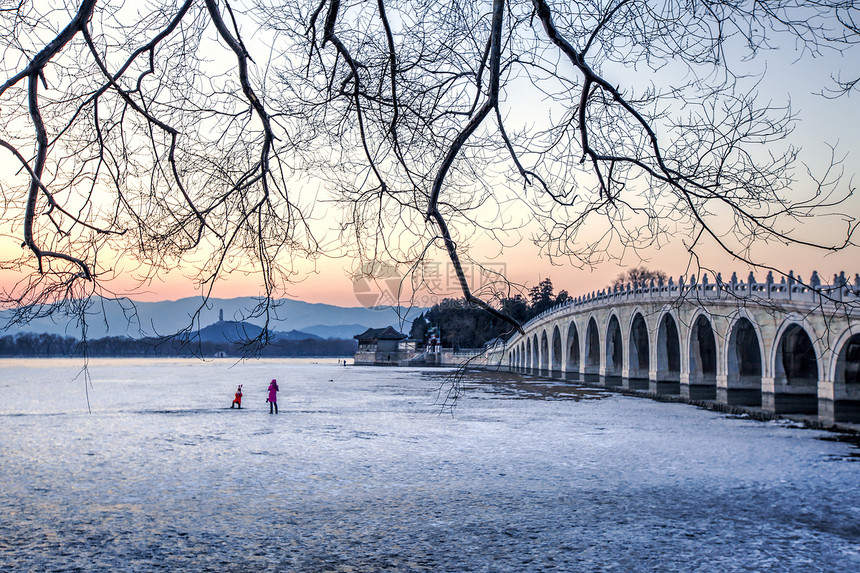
[484,272,860,425]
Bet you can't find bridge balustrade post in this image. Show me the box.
[836,271,846,302]
[787,270,795,301]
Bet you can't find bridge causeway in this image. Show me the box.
[484,271,860,426]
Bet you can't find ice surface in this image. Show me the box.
[1,358,858,572]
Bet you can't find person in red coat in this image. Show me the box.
[231,384,243,409]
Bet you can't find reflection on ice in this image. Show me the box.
[1,358,858,572]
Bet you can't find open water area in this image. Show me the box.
[1,358,858,572]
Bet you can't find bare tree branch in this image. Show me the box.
[0,0,857,342]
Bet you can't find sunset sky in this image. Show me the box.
[1,5,858,309]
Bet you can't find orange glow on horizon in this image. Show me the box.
[3,235,856,309]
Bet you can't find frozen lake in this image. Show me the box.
[1,358,859,572]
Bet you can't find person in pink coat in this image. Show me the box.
[266,379,279,414]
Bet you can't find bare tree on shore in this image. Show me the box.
[612,267,668,289]
[1,0,858,337]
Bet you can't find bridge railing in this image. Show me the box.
[519,270,860,333]
[451,348,484,356]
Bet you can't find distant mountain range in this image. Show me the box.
[0,296,424,340]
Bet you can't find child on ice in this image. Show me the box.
[231,384,243,409]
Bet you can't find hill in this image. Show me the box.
[194,321,321,343]
[300,324,368,339]
[195,320,265,343]
[274,329,323,341]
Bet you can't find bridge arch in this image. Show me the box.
[830,326,860,423]
[551,325,563,375]
[540,330,550,373]
[605,313,623,384]
[628,311,650,389]
[687,310,718,400]
[532,334,540,371]
[771,320,820,415]
[585,316,601,380]
[655,310,681,394]
[566,320,581,380]
[724,312,764,407]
